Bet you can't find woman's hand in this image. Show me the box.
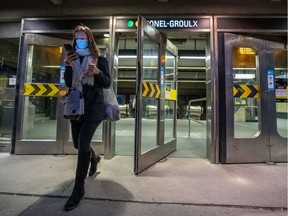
[87,63,101,75]
[64,53,78,66]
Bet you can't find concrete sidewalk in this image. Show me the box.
[0,153,286,216]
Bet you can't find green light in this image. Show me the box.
[127,21,134,28]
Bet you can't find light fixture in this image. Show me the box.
[50,0,63,5]
[179,56,206,60]
[103,33,109,38]
[239,47,255,55]
[234,74,256,79]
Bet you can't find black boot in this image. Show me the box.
[89,148,101,176]
[65,151,90,211]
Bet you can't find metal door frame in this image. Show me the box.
[134,16,178,174]
[223,33,287,163]
[15,33,70,154]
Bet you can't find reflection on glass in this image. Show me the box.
[164,51,176,143]
[0,39,19,141]
[68,122,103,141]
[22,45,61,140]
[274,49,287,138]
[141,35,159,154]
[233,47,260,138]
[165,100,174,142]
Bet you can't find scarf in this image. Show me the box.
[72,48,96,92]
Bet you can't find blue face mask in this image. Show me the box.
[76,39,88,49]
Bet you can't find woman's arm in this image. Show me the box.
[94,56,111,88]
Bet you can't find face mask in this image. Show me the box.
[76,39,88,49]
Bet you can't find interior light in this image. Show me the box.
[239,47,255,55]
[234,74,256,79]
[119,55,206,60]
[119,55,137,58]
[180,56,206,59]
[103,33,109,38]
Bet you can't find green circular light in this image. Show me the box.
[127,21,134,28]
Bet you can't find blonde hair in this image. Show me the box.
[72,24,100,59]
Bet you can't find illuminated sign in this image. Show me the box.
[234,74,256,79]
[148,19,199,28]
[116,18,210,30]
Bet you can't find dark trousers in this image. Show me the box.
[70,120,101,152]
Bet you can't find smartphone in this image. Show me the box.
[64,44,75,54]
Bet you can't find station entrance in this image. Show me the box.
[9,16,287,174]
[13,17,210,173]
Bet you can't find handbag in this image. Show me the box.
[63,89,84,120]
[103,86,120,121]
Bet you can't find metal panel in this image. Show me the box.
[22,17,111,33]
[217,16,287,31]
[223,33,287,163]
[265,41,287,162]
[0,22,21,38]
[224,33,269,162]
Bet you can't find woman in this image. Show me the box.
[63,24,111,211]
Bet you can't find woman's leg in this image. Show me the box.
[70,120,81,150]
[65,121,101,211]
[89,147,101,176]
[77,121,102,176]
[77,121,101,152]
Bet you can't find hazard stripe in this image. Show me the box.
[23,83,68,97]
[233,84,260,98]
[142,81,161,98]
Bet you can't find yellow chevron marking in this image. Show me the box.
[155,85,161,98]
[35,84,47,96]
[23,83,35,96]
[240,84,251,98]
[142,82,149,96]
[254,85,260,99]
[47,84,59,96]
[149,83,155,97]
[233,86,238,96]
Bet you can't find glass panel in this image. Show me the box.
[141,35,159,153]
[22,45,61,139]
[0,39,19,142]
[164,100,174,142]
[93,123,104,140]
[164,50,176,143]
[274,49,287,138]
[68,122,103,141]
[233,47,260,138]
[116,95,135,155]
[115,36,137,155]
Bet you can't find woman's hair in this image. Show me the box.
[72,24,100,58]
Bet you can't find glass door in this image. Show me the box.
[15,34,70,154]
[269,43,287,161]
[134,16,177,174]
[163,40,178,157]
[224,33,287,163]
